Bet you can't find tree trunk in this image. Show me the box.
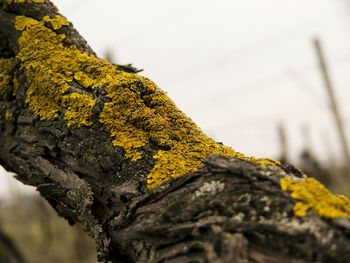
[1,1,350,262]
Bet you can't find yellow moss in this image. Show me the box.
[0,58,15,96]
[42,15,69,30]
[62,93,96,127]
[281,177,350,219]
[5,110,13,121]
[15,14,279,190]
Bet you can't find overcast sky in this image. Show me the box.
[2,0,350,198]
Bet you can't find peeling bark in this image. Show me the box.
[1,1,350,262]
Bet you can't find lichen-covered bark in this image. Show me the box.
[1,1,350,262]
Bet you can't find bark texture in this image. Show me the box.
[1,1,350,262]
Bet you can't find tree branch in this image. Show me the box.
[1,1,350,262]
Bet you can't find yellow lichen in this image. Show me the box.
[5,110,13,121]
[62,93,96,127]
[225,233,233,239]
[15,15,39,30]
[15,16,91,121]
[42,15,69,30]
[14,14,279,190]
[2,0,43,3]
[99,72,240,186]
[12,76,19,96]
[243,156,279,167]
[0,58,15,96]
[1,0,43,8]
[281,177,350,219]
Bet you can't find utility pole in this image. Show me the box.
[313,38,350,174]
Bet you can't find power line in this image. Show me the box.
[286,68,325,109]
[167,9,350,86]
[114,0,214,46]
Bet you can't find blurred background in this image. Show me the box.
[2,0,350,262]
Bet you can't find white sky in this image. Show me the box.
[2,0,350,198]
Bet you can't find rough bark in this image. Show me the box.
[1,1,350,262]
